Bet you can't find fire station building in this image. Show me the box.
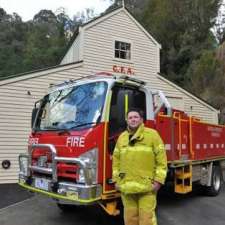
[0,6,219,183]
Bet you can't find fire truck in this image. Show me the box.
[18,73,225,215]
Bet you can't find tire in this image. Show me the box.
[204,165,222,196]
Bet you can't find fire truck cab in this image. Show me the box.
[18,73,225,215]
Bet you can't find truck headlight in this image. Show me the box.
[19,154,29,177]
[77,148,98,184]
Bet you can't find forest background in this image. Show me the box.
[1,0,225,122]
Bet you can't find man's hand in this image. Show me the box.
[152,181,162,192]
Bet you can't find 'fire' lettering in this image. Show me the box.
[66,136,85,147]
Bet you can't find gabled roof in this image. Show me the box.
[59,5,161,63]
[1,5,161,83]
[0,61,83,86]
[157,73,219,112]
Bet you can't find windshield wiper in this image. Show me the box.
[69,122,97,129]
[43,122,96,131]
[42,126,58,130]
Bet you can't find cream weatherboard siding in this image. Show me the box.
[61,32,82,64]
[155,75,219,122]
[83,9,160,76]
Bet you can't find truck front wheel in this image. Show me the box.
[57,203,78,212]
[204,165,222,196]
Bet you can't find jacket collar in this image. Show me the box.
[128,123,144,141]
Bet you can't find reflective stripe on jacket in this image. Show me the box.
[112,123,167,194]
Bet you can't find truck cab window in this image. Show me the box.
[108,85,146,153]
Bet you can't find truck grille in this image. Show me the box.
[57,163,78,180]
[32,157,78,182]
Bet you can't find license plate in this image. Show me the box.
[34,178,50,191]
[67,191,78,200]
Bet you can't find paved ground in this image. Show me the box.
[0,184,33,209]
[0,184,225,225]
[157,185,225,225]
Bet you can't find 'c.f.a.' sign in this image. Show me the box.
[112,65,134,75]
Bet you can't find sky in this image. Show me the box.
[0,0,113,21]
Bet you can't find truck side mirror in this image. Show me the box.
[31,108,38,128]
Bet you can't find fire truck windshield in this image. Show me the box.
[35,81,108,131]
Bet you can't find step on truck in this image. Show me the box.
[19,73,225,215]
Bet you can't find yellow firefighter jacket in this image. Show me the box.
[112,123,167,194]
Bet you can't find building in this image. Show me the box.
[0,6,219,183]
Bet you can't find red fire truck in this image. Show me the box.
[18,73,225,215]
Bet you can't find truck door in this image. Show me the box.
[103,85,146,192]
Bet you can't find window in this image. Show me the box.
[36,82,107,131]
[114,40,131,60]
[109,85,146,137]
[108,85,146,154]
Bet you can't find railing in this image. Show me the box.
[28,144,92,185]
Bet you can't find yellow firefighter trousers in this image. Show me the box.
[121,192,157,225]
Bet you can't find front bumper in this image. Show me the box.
[18,178,102,204]
[18,144,102,205]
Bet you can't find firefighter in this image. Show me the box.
[112,108,167,225]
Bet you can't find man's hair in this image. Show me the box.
[127,107,144,118]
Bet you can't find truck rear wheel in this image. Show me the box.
[204,165,222,196]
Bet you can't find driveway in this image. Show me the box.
[0,184,225,225]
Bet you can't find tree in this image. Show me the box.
[141,0,221,87]
[0,8,28,78]
[104,0,148,15]
[213,2,225,44]
[186,50,223,102]
[23,10,68,71]
[0,6,96,79]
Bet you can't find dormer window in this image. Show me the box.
[114,40,131,60]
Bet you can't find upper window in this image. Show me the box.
[114,41,131,60]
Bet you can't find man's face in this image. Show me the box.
[127,111,143,131]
